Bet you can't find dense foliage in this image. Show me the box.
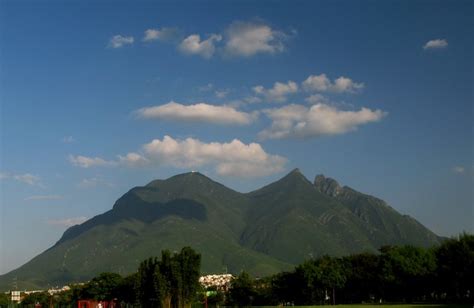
[0,293,8,307]
[228,233,473,306]
[136,247,201,308]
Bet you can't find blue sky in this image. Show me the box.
[0,0,472,274]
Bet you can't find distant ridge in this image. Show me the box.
[0,170,442,290]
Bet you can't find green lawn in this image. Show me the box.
[250,305,471,308]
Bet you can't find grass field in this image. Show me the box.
[249,305,471,308]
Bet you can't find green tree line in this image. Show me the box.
[227,233,473,306]
[11,233,473,307]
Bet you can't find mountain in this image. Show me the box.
[0,170,442,291]
[313,174,441,248]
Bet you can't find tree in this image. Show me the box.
[158,250,174,308]
[269,271,302,305]
[314,256,346,305]
[227,271,256,307]
[116,272,138,305]
[82,272,123,301]
[435,233,474,302]
[136,247,202,308]
[54,288,74,307]
[174,247,201,308]
[378,245,437,302]
[294,260,324,304]
[137,257,166,308]
[20,291,51,307]
[206,289,225,307]
[0,293,9,308]
[341,253,380,303]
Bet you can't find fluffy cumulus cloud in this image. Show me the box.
[47,217,88,227]
[423,39,448,50]
[69,136,286,177]
[0,172,41,186]
[143,27,179,42]
[68,155,116,168]
[178,34,222,59]
[259,103,387,140]
[224,21,287,57]
[302,74,364,93]
[253,81,298,102]
[136,101,257,125]
[142,136,286,177]
[108,35,134,48]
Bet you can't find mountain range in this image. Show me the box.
[0,169,442,291]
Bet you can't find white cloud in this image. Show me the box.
[178,34,222,59]
[332,77,365,93]
[70,136,286,177]
[118,152,149,167]
[224,21,287,57]
[108,35,134,48]
[47,217,88,227]
[215,89,230,99]
[137,20,290,59]
[452,166,465,174]
[1,172,42,186]
[25,195,63,201]
[78,177,114,188]
[143,27,179,42]
[302,74,364,93]
[69,155,116,168]
[227,97,263,108]
[305,94,328,104]
[62,136,75,143]
[198,83,214,92]
[14,174,41,185]
[136,101,257,125]
[244,96,263,104]
[253,81,298,102]
[423,39,448,50]
[142,136,287,177]
[259,103,387,140]
[302,74,331,92]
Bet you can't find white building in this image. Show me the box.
[11,291,20,302]
[199,274,233,291]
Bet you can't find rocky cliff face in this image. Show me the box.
[314,174,344,197]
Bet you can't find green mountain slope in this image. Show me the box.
[0,170,442,291]
[314,174,441,248]
[243,169,386,263]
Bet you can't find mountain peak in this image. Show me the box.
[314,174,343,197]
[290,167,302,174]
[282,168,310,183]
[146,171,210,187]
